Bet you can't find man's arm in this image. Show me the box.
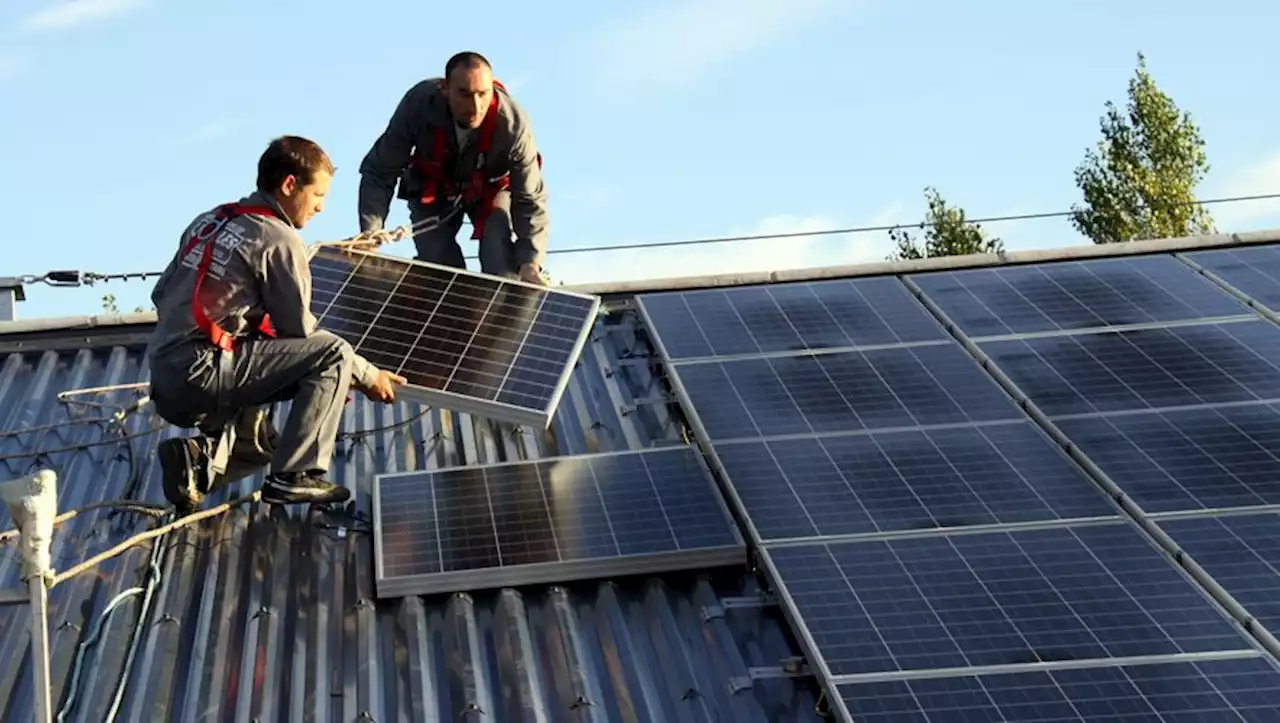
[357,85,421,234]
[507,113,549,271]
[260,240,381,389]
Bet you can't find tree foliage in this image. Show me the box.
[100,293,146,314]
[1071,52,1215,244]
[887,187,1004,261]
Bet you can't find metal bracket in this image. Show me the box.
[702,595,776,622]
[620,394,677,415]
[728,662,816,692]
[0,277,26,322]
[721,594,777,609]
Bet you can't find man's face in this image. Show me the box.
[446,64,493,129]
[277,170,331,228]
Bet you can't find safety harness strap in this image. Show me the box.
[410,80,543,240]
[179,202,280,353]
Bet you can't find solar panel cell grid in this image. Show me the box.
[714,422,1115,541]
[838,656,1280,722]
[1159,513,1280,634]
[374,447,743,596]
[766,524,1251,678]
[1056,404,1280,514]
[1187,246,1280,310]
[495,293,598,409]
[635,277,946,360]
[979,320,1280,417]
[674,343,1021,441]
[307,246,599,427]
[909,255,1246,337]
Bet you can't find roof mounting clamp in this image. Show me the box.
[720,594,776,609]
[745,661,814,680]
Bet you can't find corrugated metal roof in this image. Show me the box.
[0,308,825,723]
[5,227,1280,722]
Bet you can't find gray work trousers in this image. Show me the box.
[409,189,519,277]
[149,331,354,477]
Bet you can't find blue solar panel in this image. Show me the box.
[909,256,1246,338]
[1056,404,1280,514]
[1186,246,1280,310]
[673,344,1021,441]
[838,656,1280,722]
[713,422,1116,541]
[980,320,1280,417]
[1159,513,1280,634]
[766,523,1251,677]
[373,446,744,596]
[635,277,946,360]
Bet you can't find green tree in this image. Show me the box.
[1070,52,1215,244]
[887,187,1004,261]
[102,293,118,313]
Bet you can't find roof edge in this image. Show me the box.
[0,311,157,337]
[3,228,1277,337]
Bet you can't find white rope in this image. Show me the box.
[312,197,467,252]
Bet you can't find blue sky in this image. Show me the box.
[3,0,1279,320]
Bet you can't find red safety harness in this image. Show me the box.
[179,202,280,352]
[410,79,542,239]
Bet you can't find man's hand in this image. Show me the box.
[348,227,407,252]
[519,262,547,286]
[356,369,407,403]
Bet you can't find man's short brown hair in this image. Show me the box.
[256,135,335,194]
[445,51,491,81]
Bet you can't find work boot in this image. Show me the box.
[157,437,211,514]
[261,472,351,506]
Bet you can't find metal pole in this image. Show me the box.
[28,578,51,723]
[0,470,57,723]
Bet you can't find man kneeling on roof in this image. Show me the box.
[354,51,550,286]
[147,135,406,513]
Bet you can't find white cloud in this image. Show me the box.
[547,205,902,286]
[588,0,847,98]
[1205,149,1280,233]
[21,0,150,31]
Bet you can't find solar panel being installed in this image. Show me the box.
[635,276,946,360]
[1056,405,1280,515]
[762,523,1256,679]
[908,255,1250,338]
[837,656,1280,721]
[372,446,745,597]
[713,421,1118,542]
[308,245,600,428]
[979,319,1280,417]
